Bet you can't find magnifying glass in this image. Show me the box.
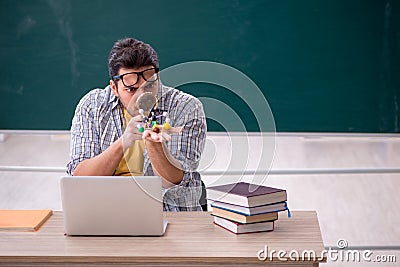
[136,92,158,117]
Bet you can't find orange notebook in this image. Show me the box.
[0,210,53,231]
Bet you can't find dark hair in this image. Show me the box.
[107,38,159,78]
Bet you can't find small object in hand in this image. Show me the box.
[135,93,182,140]
[137,123,145,133]
[163,122,171,130]
[152,125,160,133]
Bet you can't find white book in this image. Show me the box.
[213,216,274,234]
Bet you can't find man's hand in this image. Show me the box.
[142,126,183,143]
[142,129,164,143]
[122,115,143,150]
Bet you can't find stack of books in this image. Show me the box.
[207,182,290,234]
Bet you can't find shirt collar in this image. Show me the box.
[156,83,167,111]
[107,85,121,109]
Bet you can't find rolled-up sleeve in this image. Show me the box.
[66,93,101,175]
[171,96,207,172]
[162,96,207,210]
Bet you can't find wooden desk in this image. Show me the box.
[0,211,326,266]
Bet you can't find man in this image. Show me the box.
[66,38,207,211]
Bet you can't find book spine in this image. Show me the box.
[211,204,286,216]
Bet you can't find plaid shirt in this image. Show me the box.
[67,84,207,211]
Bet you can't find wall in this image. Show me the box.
[0,0,399,132]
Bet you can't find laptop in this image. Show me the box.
[60,176,168,236]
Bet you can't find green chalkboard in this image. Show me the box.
[0,0,399,132]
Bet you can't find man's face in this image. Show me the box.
[110,65,159,116]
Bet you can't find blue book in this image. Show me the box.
[211,201,288,216]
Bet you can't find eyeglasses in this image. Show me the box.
[113,67,159,88]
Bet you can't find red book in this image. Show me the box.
[207,182,287,207]
[213,216,274,234]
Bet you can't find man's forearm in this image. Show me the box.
[73,138,124,176]
[146,141,184,185]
